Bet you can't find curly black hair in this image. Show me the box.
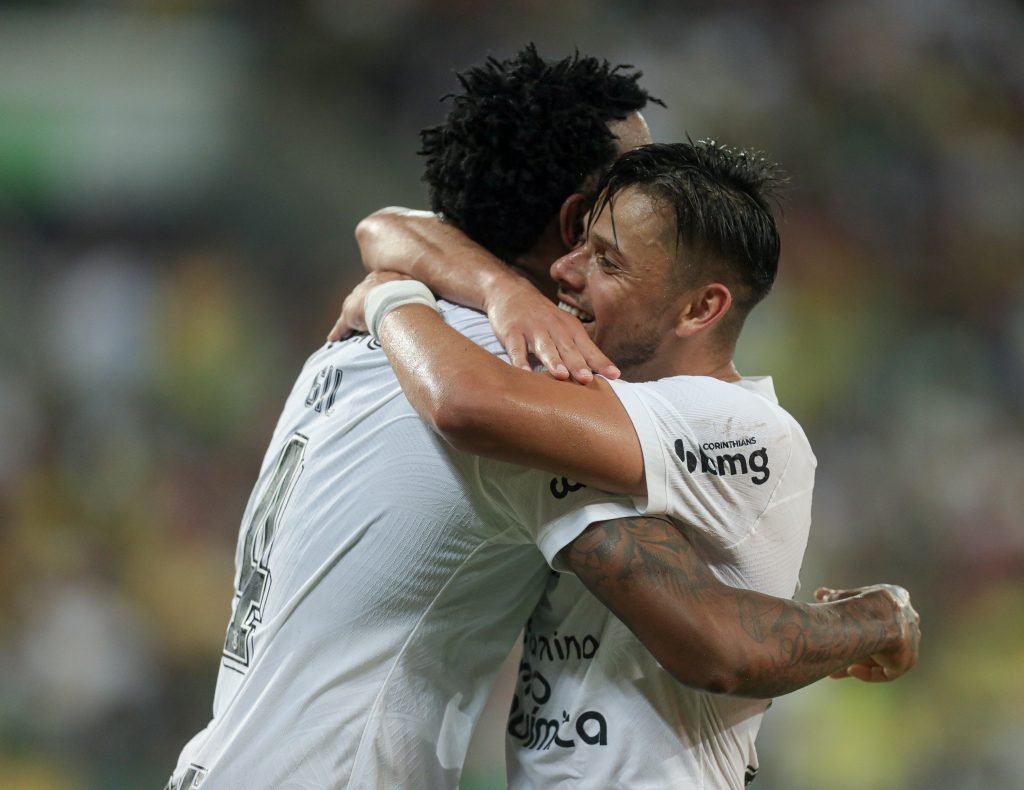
[419,44,661,262]
[592,140,785,311]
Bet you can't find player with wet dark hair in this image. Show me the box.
[352,139,919,787]
[168,45,918,788]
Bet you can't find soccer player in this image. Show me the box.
[167,50,917,790]
[347,141,919,787]
[165,46,659,790]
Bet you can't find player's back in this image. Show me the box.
[169,305,550,789]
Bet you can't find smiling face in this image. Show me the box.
[550,186,688,380]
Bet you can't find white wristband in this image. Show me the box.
[365,280,440,341]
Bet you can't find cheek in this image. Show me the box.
[621,297,648,327]
[621,297,664,343]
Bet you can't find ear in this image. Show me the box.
[674,283,733,338]
[558,193,592,249]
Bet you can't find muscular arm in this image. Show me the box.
[356,208,523,311]
[563,516,919,697]
[376,304,646,495]
[353,209,616,381]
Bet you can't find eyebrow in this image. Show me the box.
[589,229,621,254]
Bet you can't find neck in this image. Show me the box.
[510,253,558,301]
[623,340,741,383]
[706,358,742,381]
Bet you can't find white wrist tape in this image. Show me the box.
[365,279,440,341]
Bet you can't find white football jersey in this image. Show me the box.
[507,375,816,790]
[167,303,645,790]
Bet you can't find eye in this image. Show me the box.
[596,254,619,271]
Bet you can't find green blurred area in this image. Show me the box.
[0,2,1021,788]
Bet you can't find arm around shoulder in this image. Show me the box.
[355,208,514,313]
[376,304,646,495]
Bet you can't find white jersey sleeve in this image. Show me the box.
[606,374,814,557]
[473,461,642,569]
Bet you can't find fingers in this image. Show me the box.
[531,333,571,380]
[815,586,865,603]
[328,297,367,342]
[551,325,620,383]
[347,292,371,332]
[327,316,347,342]
[846,663,893,683]
[830,662,888,683]
[817,582,920,686]
[528,326,619,384]
[487,283,621,384]
[833,654,909,683]
[505,334,532,372]
[327,293,368,342]
[552,337,594,384]
[327,271,411,342]
[574,332,620,381]
[815,587,848,603]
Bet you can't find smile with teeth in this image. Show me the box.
[558,301,594,323]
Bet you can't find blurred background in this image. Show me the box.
[1,1,1022,788]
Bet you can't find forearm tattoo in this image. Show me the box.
[567,517,898,697]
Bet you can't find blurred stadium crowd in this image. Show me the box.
[0,1,1021,788]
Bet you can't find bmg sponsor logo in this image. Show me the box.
[674,437,770,486]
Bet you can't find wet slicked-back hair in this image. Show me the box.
[592,140,784,311]
[420,44,660,262]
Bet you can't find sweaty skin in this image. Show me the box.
[374,303,644,495]
[343,187,746,498]
[334,209,618,382]
[337,160,920,695]
[333,111,654,384]
[369,303,920,691]
[567,516,920,693]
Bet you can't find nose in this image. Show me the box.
[550,246,587,292]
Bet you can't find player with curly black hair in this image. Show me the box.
[168,47,917,790]
[166,46,662,790]
[421,44,662,267]
[339,45,658,380]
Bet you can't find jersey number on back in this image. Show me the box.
[223,433,308,669]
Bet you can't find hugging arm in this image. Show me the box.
[564,516,920,697]
[373,304,646,496]
[353,208,511,315]
[337,208,617,383]
[377,306,921,692]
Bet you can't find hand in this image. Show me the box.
[327,271,411,341]
[484,275,620,384]
[816,584,920,682]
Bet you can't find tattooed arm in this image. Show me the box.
[562,516,920,698]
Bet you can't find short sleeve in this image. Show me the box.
[605,376,793,549]
[475,460,641,571]
[431,304,643,568]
